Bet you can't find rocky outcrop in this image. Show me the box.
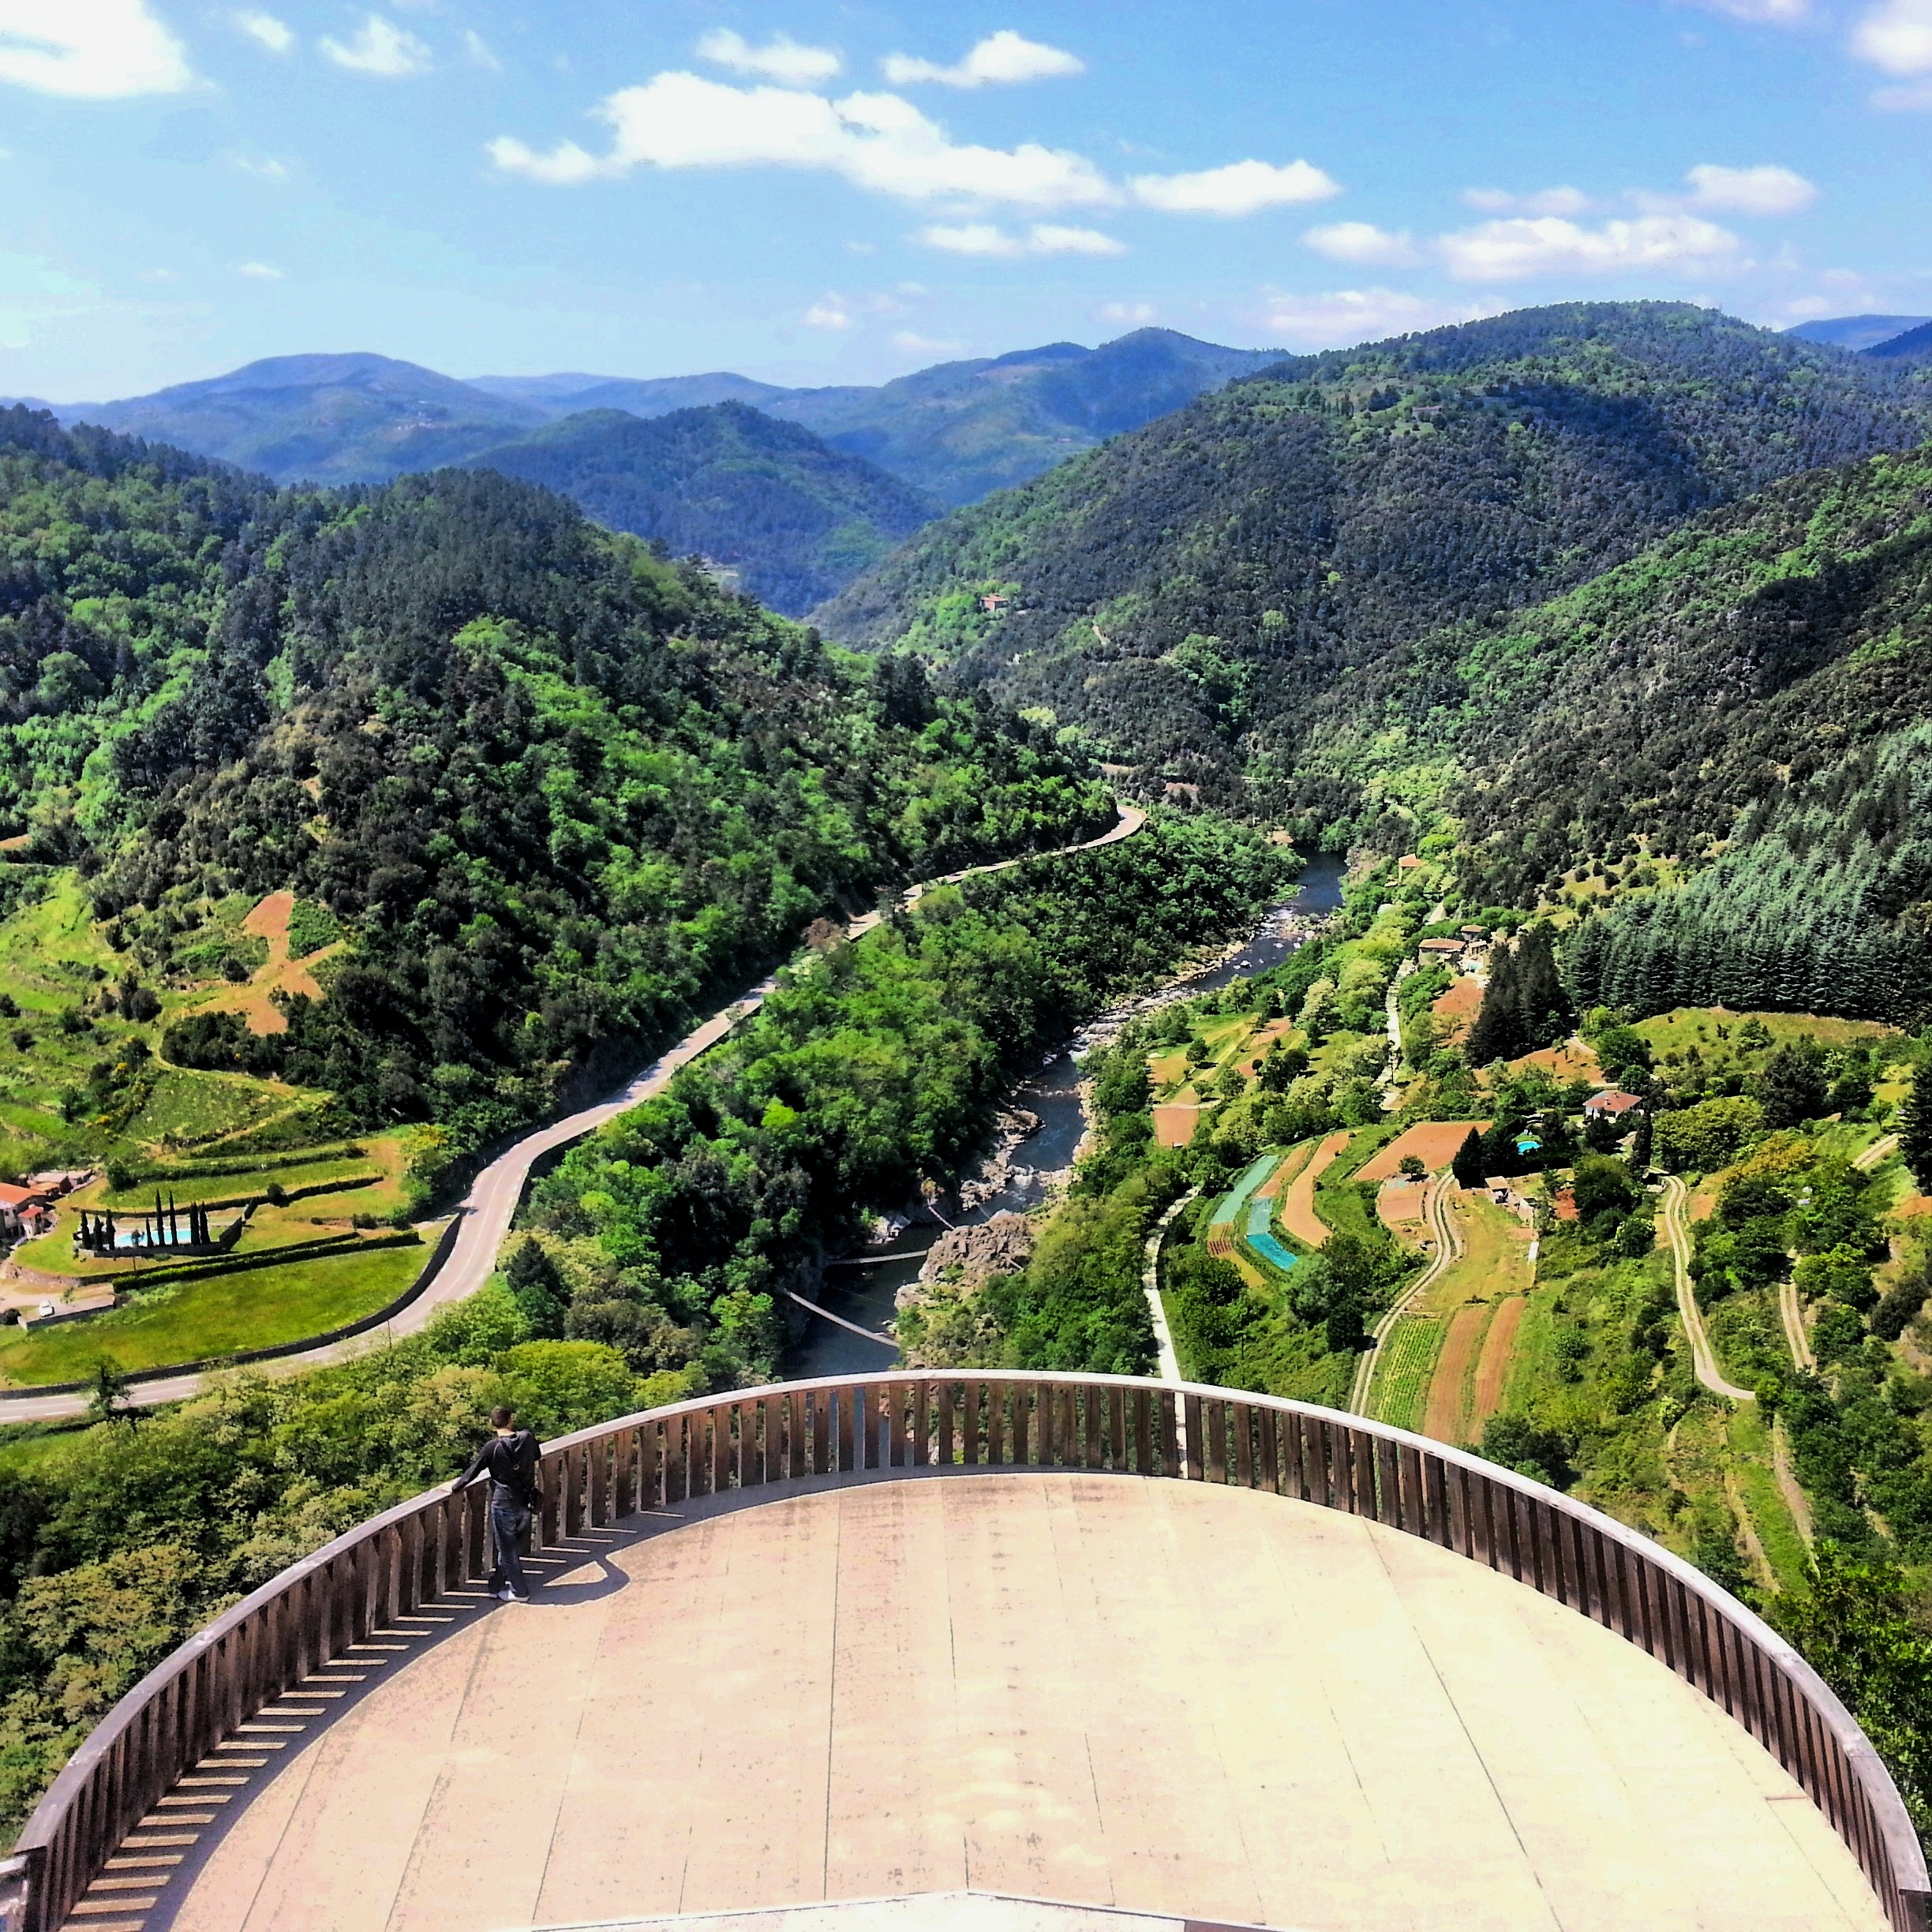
[914,1210,1036,1289]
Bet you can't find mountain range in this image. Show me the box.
[820,301,1932,815]
[42,328,1281,506]
[1785,313,1932,353]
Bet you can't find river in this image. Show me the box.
[787,850,1346,1376]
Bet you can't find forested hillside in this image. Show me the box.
[821,303,1931,802]
[0,406,1109,1157]
[1275,439,1932,1027]
[465,402,939,615]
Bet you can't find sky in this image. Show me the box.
[0,0,1928,399]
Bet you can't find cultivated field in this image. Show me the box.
[1357,1120,1492,1184]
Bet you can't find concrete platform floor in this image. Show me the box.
[150,1473,1885,1932]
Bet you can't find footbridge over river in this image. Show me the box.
[5,1376,1923,1932]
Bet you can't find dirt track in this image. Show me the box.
[1279,1131,1351,1247]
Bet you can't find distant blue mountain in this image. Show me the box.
[63,353,542,484]
[1784,314,1932,352]
[1863,318,1932,364]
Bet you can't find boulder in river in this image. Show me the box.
[913,1211,1035,1290]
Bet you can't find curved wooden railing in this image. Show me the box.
[4,1374,1926,1932]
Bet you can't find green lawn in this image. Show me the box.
[96,1151,391,1214]
[0,1228,440,1384]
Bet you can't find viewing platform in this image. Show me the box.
[9,1376,1922,1932]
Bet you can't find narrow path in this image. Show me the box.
[1661,1174,1754,1402]
[1855,1133,1899,1174]
[1351,1174,1461,1415]
[0,804,1148,1421]
[1779,1278,1817,1372]
[1142,1189,1196,1384]
[1773,1416,1816,1549]
[1378,968,1406,1112]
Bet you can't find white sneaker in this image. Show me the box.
[495,1587,515,1601]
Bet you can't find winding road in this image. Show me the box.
[1350,1174,1462,1414]
[1661,1174,1754,1402]
[1,803,1148,1421]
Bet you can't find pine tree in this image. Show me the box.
[1465,945,1522,1065]
[1900,1069,1932,1193]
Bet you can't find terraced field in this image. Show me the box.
[1372,1315,1449,1433]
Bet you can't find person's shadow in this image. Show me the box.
[520,1534,631,1605]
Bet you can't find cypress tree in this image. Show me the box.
[1466,945,1522,1065]
[1452,1127,1486,1189]
[1900,1069,1932,1193]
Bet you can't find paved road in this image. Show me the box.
[1661,1174,1754,1402]
[2,804,1148,1422]
[1351,1174,1462,1415]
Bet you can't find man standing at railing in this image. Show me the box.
[451,1406,540,1602]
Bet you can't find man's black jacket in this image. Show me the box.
[452,1429,541,1507]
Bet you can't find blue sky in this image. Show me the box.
[1,0,1928,398]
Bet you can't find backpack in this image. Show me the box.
[490,1430,541,1507]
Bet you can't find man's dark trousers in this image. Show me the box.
[489,1492,533,1598]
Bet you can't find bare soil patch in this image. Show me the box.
[1357,1120,1492,1184]
[1376,1178,1428,1231]
[1424,1302,1492,1443]
[1153,1103,1211,1149]
[1471,1297,1527,1428]
[1279,1131,1350,1248]
[1430,976,1482,1042]
[1514,1040,1603,1084]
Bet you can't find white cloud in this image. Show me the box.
[1677,0,1814,20]
[695,28,840,86]
[1462,185,1594,216]
[223,152,290,180]
[1439,212,1746,280]
[0,0,191,96]
[892,330,964,354]
[492,73,1114,207]
[1302,221,1420,267]
[487,137,603,184]
[919,220,1124,257]
[882,31,1082,88]
[1852,0,1932,68]
[1130,159,1340,215]
[233,9,293,54]
[802,294,852,329]
[1855,0,1932,97]
[237,260,284,279]
[1684,162,1818,213]
[1258,287,1497,350]
[320,13,431,77]
[463,30,500,71]
[1099,300,1156,325]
